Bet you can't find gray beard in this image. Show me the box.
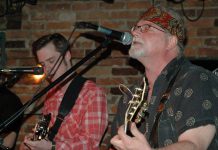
[129,45,145,59]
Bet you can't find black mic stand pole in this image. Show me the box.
[0,39,111,132]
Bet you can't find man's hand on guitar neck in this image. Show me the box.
[111,123,152,150]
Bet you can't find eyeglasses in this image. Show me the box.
[131,24,165,33]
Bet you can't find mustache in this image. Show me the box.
[132,37,143,44]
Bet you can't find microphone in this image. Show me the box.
[0,67,44,75]
[75,22,133,45]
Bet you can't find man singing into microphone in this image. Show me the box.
[110,5,218,150]
[20,33,108,150]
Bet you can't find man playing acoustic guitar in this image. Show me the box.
[111,5,218,150]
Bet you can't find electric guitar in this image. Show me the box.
[122,77,148,134]
[32,113,51,141]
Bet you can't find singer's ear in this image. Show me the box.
[64,50,71,60]
[166,35,177,51]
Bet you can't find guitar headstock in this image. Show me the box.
[124,77,148,133]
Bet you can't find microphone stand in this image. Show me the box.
[0,39,111,133]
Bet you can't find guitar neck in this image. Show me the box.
[33,113,51,141]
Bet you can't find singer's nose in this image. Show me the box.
[131,27,140,36]
[41,65,49,76]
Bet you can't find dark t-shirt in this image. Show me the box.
[111,55,218,149]
[0,87,23,134]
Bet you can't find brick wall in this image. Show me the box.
[2,0,218,149]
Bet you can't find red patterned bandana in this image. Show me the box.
[141,6,185,43]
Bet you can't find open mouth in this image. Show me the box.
[132,37,140,44]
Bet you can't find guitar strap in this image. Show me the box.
[48,76,87,141]
[149,66,181,148]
